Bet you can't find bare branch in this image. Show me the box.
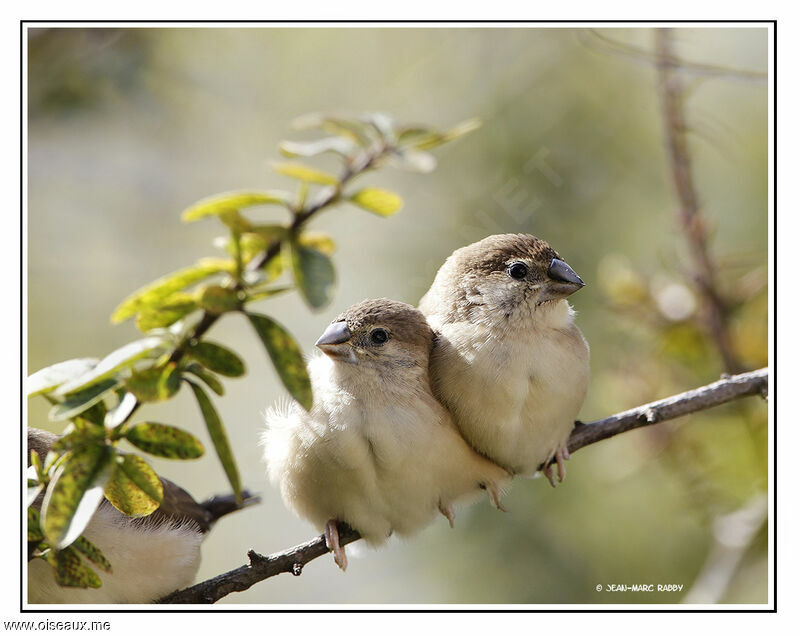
[655,28,742,374]
[167,141,390,367]
[159,367,768,604]
[580,29,767,82]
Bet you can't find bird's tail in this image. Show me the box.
[200,490,261,526]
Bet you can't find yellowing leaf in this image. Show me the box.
[111,259,235,324]
[124,422,205,460]
[271,162,338,186]
[187,341,246,377]
[124,363,181,403]
[50,546,103,589]
[279,137,356,158]
[349,188,403,217]
[27,359,99,398]
[247,312,313,411]
[104,454,163,517]
[298,232,336,255]
[55,337,167,396]
[199,285,242,315]
[72,536,112,573]
[183,363,225,397]
[181,191,293,222]
[187,381,242,503]
[41,445,114,549]
[49,379,121,422]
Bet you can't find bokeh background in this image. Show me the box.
[26,26,769,604]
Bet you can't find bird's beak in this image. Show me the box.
[315,321,356,362]
[538,258,585,303]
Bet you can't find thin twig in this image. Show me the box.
[166,143,387,366]
[580,29,767,82]
[159,367,768,604]
[655,28,741,374]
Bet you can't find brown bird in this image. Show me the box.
[262,299,510,570]
[419,234,590,484]
[27,428,258,603]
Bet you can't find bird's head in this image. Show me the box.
[315,298,434,382]
[421,233,585,327]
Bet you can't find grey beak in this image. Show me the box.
[547,258,585,287]
[315,321,351,348]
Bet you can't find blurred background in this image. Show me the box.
[26,26,769,604]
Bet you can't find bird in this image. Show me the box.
[27,428,258,603]
[262,298,510,570]
[418,233,590,485]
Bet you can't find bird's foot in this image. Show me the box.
[485,483,508,512]
[324,520,348,571]
[542,446,570,487]
[439,502,456,528]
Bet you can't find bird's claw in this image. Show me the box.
[486,483,508,512]
[439,502,456,528]
[324,520,348,571]
[543,446,570,487]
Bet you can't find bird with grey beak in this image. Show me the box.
[419,234,590,484]
[27,428,258,603]
[262,298,510,570]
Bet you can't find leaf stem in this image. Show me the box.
[166,141,391,365]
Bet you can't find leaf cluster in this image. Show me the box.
[26,112,480,589]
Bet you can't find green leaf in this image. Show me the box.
[49,378,120,422]
[349,188,403,217]
[187,380,242,503]
[28,507,44,542]
[104,391,138,429]
[271,161,338,186]
[183,362,225,396]
[250,224,289,243]
[287,241,336,310]
[135,299,198,333]
[51,423,106,454]
[291,113,373,145]
[279,137,356,158]
[104,453,163,517]
[406,117,482,150]
[55,336,168,396]
[298,231,336,255]
[27,358,99,397]
[76,401,108,427]
[72,536,112,573]
[245,284,293,304]
[187,341,246,377]
[124,422,205,459]
[50,545,103,588]
[41,444,114,549]
[111,258,235,324]
[246,312,313,411]
[199,285,242,314]
[124,363,181,403]
[229,233,267,265]
[181,191,293,222]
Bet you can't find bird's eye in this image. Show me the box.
[508,262,528,279]
[369,328,389,345]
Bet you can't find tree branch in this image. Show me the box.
[158,367,768,604]
[655,28,741,374]
[167,141,389,367]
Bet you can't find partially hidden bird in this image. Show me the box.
[262,298,510,570]
[27,428,258,603]
[419,233,590,485]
